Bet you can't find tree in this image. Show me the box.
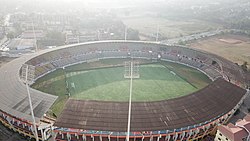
[178,40,186,45]
[6,32,14,39]
[0,17,3,26]
[13,23,22,36]
[241,62,248,72]
[127,28,140,40]
[38,31,65,47]
[234,109,240,116]
[212,60,217,65]
[47,31,65,44]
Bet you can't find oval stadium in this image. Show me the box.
[0,41,249,141]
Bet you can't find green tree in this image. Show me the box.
[178,40,186,45]
[38,31,65,47]
[46,31,65,44]
[241,62,248,72]
[127,28,140,40]
[6,32,14,39]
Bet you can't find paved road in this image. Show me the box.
[160,30,224,45]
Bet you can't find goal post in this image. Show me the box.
[124,61,140,79]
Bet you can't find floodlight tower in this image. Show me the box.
[78,34,80,44]
[125,26,127,41]
[126,61,133,141]
[21,64,39,141]
[32,0,38,52]
[156,24,159,42]
[32,21,38,52]
[62,66,70,97]
[97,30,100,40]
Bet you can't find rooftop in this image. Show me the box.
[218,115,250,141]
[0,51,57,122]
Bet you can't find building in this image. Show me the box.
[65,31,97,44]
[7,38,36,50]
[215,115,250,141]
[20,30,45,40]
[65,32,78,44]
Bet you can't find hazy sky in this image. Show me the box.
[0,0,245,14]
[0,0,227,8]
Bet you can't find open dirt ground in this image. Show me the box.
[122,16,222,39]
[189,34,250,68]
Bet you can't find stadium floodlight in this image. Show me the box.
[156,24,159,42]
[21,64,39,141]
[62,66,71,97]
[97,30,100,40]
[126,61,133,141]
[32,21,38,52]
[125,26,127,41]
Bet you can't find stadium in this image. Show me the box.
[0,41,249,141]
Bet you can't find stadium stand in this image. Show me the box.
[0,40,248,141]
[0,53,57,140]
[53,78,246,141]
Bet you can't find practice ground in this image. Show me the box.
[32,59,211,116]
[122,16,222,39]
[189,34,250,68]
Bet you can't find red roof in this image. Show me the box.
[218,124,247,141]
[218,115,250,141]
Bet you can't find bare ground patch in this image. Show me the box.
[219,38,243,44]
[189,34,250,68]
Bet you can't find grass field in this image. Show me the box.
[122,16,222,39]
[32,59,211,116]
[67,64,198,101]
[189,34,250,68]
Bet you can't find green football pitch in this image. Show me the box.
[67,64,198,101]
[32,59,211,116]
